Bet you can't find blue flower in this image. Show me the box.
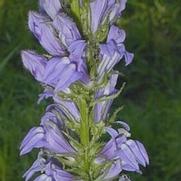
[90,0,127,33]
[97,125,149,179]
[23,156,75,181]
[20,117,75,155]
[20,0,148,180]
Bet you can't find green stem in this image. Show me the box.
[78,97,91,177]
[79,98,90,146]
[70,0,80,19]
[76,2,98,179]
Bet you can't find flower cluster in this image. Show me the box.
[20,0,149,180]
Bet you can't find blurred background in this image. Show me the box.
[0,0,180,180]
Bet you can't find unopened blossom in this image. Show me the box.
[20,0,149,180]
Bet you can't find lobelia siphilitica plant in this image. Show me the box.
[20,0,149,181]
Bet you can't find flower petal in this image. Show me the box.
[109,0,127,22]
[107,25,126,45]
[126,140,147,167]
[120,144,140,172]
[44,122,75,154]
[20,127,45,155]
[98,41,122,79]
[43,57,70,86]
[23,157,46,181]
[55,63,82,91]
[53,14,81,47]
[90,0,108,33]
[135,141,149,165]
[28,11,65,56]
[39,0,62,19]
[104,160,122,180]
[21,50,47,82]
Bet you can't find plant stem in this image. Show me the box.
[70,0,80,19]
[79,98,90,146]
[78,1,98,179]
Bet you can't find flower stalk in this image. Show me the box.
[20,0,149,180]
[79,97,90,146]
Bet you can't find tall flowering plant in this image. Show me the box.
[20,0,149,180]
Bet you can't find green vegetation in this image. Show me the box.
[0,0,180,180]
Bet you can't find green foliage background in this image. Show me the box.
[0,0,180,180]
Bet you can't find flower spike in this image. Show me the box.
[20,0,148,180]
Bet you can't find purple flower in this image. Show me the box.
[90,0,115,33]
[38,90,81,122]
[28,11,66,56]
[98,126,149,178]
[20,127,45,155]
[109,0,127,22]
[21,50,47,82]
[90,0,127,33]
[98,40,122,80]
[39,0,62,19]
[42,57,82,92]
[40,107,63,128]
[54,97,80,122]
[55,63,82,92]
[20,120,75,156]
[23,156,47,181]
[23,8,90,94]
[94,74,118,122]
[103,160,122,180]
[21,0,148,180]
[21,52,86,92]
[107,25,126,45]
[24,156,74,181]
[97,26,134,80]
[53,13,81,47]
[68,40,90,84]
[107,25,134,66]
[68,40,86,68]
